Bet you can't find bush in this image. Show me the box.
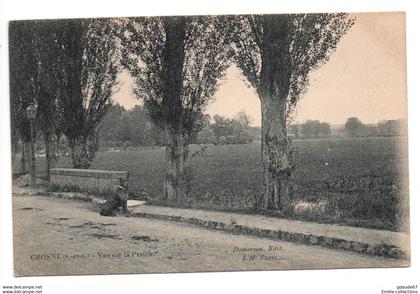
[122,141,134,149]
[322,190,400,230]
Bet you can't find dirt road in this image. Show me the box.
[13,195,404,276]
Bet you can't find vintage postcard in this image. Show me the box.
[9,12,409,276]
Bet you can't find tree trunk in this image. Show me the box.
[69,140,91,169]
[258,15,292,211]
[163,127,185,203]
[260,99,291,210]
[54,133,61,161]
[161,16,187,204]
[11,139,18,165]
[44,132,58,181]
[12,145,17,165]
[11,129,19,164]
[20,140,30,174]
[68,131,100,169]
[45,134,51,181]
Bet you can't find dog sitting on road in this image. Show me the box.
[99,180,129,217]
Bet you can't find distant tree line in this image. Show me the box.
[288,120,331,139]
[344,117,407,137]
[197,111,254,145]
[102,111,408,147]
[99,106,255,147]
[100,104,164,148]
[285,117,407,139]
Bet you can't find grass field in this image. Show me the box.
[15,136,409,231]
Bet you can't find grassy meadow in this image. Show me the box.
[15,136,409,231]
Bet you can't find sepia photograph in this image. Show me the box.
[5,10,412,279]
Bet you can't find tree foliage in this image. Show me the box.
[225,13,354,119]
[209,112,254,144]
[377,120,406,137]
[120,16,232,146]
[300,120,331,138]
[9,21,38,143]
[9,21,45,173]
[10,19,120,169]
[345,117,363,137]
[52,19,120,168]
[100,108,256,146]
[100,104,165,147]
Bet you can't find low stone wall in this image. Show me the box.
[130,211,407,260]
[50,168,129,197]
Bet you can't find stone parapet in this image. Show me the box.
[50,168,129,196]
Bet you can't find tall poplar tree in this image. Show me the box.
[226,14,354,210]
[121,16,231,203]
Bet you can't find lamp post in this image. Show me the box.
[26,103,37,188]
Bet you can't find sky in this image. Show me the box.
[112,12,407,127]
